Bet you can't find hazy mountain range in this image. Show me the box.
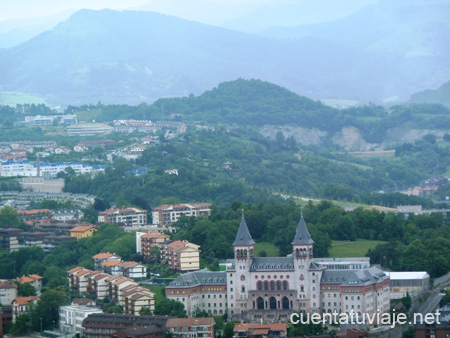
[0,0,448,106]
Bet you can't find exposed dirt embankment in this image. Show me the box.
[260,125,450,151]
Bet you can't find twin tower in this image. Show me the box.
[227,211,321,322]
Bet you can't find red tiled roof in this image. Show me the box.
[28,274,43,280]
[67,266,86,274]
[18,209,52,215]
[16,276,35,284]
[101,260,122,267]
[167,317,214,327]
[13,296,39,306]
[118,261,139,268]
[93,253,121,259]
[142,232,168,239]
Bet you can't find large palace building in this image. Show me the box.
[167,212,390,323]
[226,212,390,323]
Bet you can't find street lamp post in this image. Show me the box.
[40,317,42,335]
[53,320,55,331]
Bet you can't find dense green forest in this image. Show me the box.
[58,125,450,208]
[62,79,450,144]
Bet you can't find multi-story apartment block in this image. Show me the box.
[121,286,155,315]
[98,207,148,226]
[136,232,170,260]
[93,253,122,271]
[0,281,18,305]
[87,273,110,299]
[59,305,103,334]
[68,267,93,294]
[166,269,227,316]
[118,262,147,279]
[227,213,390,323]
[151,203,211,226]
[161,240,200,272]
[101,260,123,275]
[0,228,22,252]
[67,268,155,315]
[18,209,52,220]
[166,317,215,338]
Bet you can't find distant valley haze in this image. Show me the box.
[0,0,448,107]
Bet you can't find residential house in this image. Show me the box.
[71,298,97,307]
[11,296,39,322]
[69,225,97,239]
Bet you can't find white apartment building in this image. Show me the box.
[152,203,211,226]
[59,305,103,334]
[67,123,113,136]
[98,207,148,226]
[0,160,106,178]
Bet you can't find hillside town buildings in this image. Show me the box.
[0,160,107,178]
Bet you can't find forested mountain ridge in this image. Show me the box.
[72,79,450,148]
[410,79,450,108]
[0,4,448,105]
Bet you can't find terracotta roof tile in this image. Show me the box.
[67,266,86,274]
[167,317,214,327]
[93,253,121,259]
[70,225,96,232]
[14,296,39,306]
[101,260,122,266]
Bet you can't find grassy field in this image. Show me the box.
[146,285,165,302]
[349,150,395,159]
[0,91,47,106]
[329,239,387,258]
[328,159,373,171]
[254,242,280,257]
[320,99,359,108]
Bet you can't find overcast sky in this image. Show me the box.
[0,0,276,22]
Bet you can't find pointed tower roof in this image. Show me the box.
[232,210,255,246]
[291,213,314,245]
